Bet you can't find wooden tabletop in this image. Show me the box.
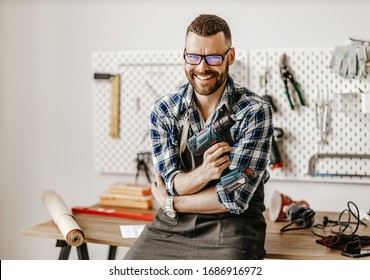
[21,209,370,260]
[265,211,370,259]
[21,210,152,248]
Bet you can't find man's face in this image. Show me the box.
[184,31,235,96]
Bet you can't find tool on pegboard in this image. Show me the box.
[315,86,330,146]
[135,152,152,183]
[94,73,121,138]
[260,54,277,112]
[270,127,284,169]
[280,53,305,110]
[307,153,370,178]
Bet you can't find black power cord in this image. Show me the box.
[311,201,367,239]
[312,201,370,252]
[278,201,369,253]
[280,204,316,233]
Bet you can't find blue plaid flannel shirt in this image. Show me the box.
[150,76,273,214]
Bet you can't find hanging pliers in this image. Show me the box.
[280,53,305,109]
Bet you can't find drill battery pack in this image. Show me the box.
[219,167,256,194]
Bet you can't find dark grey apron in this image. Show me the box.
[124,122,267,260]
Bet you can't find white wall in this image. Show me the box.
[1,0,369,260]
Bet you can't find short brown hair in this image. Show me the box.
[186,14,232,47]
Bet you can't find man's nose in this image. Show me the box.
[195,57,211,72]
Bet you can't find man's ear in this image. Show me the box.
[228,47,236,65]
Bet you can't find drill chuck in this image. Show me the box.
[212,113,236,135]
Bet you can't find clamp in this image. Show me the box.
[135,152,152,183]
[280,53,305,109]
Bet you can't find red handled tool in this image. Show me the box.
[72,207,155,221]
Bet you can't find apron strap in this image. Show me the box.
[179,113,196,170]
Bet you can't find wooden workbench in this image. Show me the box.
[21,209,370,260]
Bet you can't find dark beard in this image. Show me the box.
[186,63,229,96]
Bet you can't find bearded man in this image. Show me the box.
[124,14,273,260]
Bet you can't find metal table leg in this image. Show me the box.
[56,240,71,260]
[77,242,89,260]
[56,240,89,260]
[108,246,117,260]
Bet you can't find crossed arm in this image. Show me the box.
[151,142,232,214]
[151,101,273,215]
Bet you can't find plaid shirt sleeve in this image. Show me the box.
[150,99,183,196]
[216,102,274,214]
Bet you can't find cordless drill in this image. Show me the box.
[187,105,256,194]
[187,105,247,156]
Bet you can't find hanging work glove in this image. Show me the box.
[329,40,370,79]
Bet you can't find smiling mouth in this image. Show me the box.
[195,73,215,81]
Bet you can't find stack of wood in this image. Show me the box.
[99,183,153,209]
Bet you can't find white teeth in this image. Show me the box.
[196,74,213,80]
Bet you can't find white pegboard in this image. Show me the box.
[92,50,249,174]
[249,48,370,184]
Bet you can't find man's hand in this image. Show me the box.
[151,173,168,209]
[199,142,233,181]
[173,142,233,196]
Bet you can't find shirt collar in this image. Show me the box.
[210,76,238,123]
[180,75,240,129]
[182,75,236,111]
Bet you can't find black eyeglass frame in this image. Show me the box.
[183,48,232,66]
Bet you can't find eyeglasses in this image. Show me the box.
[183,48,231,66]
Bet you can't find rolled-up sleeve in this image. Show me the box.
[216,102,274,214]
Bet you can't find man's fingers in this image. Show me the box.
[213,154,230,167]
[155,173,164,187]
[208,161,231,180]
[205,145,233,161]
[151,179,157,188]
[156,173,162,181]
[151,173,163,188]
[204,142,230,155]
[217,160,231,173]
[215,146,233,158]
